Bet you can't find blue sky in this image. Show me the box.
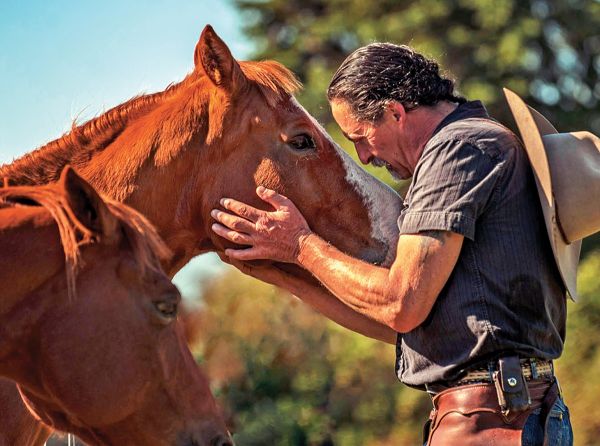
[0,0,252,295]
[0,0,252,163]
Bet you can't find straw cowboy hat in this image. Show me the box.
[504,88,600,301]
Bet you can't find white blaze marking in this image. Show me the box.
[337,147,403,263]
[291,98,402,265]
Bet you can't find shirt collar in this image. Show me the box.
[430,100,490,138]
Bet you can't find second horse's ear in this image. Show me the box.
[194,25,246,92]
[59,166,121,244]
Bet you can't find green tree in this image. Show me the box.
[235,0,600,132]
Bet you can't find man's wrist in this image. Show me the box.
[296,231,320,267]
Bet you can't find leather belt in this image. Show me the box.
[426,358,554,395]
[457,357,553,385]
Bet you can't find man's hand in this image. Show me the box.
[216,251,298,291]
[211,186,313,264]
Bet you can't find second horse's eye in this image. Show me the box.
[288,134,316,151]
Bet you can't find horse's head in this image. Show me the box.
[1,25,401,278]
[159,25,401,274]
[0,168,231,445]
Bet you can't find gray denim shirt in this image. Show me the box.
[396,101,566,388]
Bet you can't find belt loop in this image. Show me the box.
[530,358,538,380]
[554,376,564,398]
[425,384,437,401]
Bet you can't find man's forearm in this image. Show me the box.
[297,233,401,328]
[280,270,397,344]
[212,189,462,333]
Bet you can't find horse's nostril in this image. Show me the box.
[210,435,233,446]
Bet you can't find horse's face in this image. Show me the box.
[209,96,400,265]
[23,253,230,446]
[191,26,402,269]
[6,170,231,446]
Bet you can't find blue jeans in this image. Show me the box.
[521,396,573,446]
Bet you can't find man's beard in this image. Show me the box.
[371,157,405,181]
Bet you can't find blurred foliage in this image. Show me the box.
[191,268,428,446]
[557,251,600,444]
[191,251,600,445]
[234,0,600,133]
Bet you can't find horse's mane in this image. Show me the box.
[0,60,301,187]
[240,60,302,107]
[0,185,171,300]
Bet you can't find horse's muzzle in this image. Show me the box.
[179,431,234,446]
[209,434,234,446]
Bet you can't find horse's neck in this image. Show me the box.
[1,147,67,187]
[0,83,184,187]
[2,135,143,197]
[4,146,211,275]
[4,109,214,273]
[125,157,217,275]
[0,133,115,188]
[90,144,214,269]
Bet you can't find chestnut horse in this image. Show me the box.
[0,167,231,446]
[0,25,401,443]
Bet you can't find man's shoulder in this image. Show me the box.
[426,117,521,162]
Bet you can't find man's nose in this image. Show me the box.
[355,143,373,165]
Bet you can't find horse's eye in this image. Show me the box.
[288,134,316,151]
[153,300,178,324]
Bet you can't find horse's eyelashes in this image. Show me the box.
[288,134,316,151]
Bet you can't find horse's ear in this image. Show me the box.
[59,166,120,244]
[194,25,245,90]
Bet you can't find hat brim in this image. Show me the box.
[503,88,580,300]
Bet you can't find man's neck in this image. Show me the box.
[410,101,459,165]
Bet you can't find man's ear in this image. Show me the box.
[387,101,407,123]
[59,166,120,244]
[194,25,246,91]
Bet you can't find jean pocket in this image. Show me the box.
[521,409,544,446]
[522,399,573,446]
[545,398,573,446]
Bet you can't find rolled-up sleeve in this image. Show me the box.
[400,139,505,240]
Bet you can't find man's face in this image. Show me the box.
[330,99,413,180]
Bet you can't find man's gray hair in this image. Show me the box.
[327,43,466,122]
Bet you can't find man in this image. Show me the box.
[211,43,574,444]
